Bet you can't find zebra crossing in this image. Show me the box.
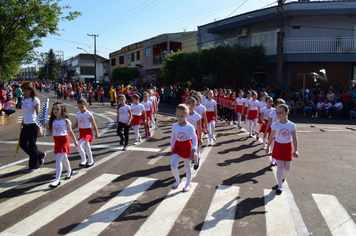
[1,163,355,235]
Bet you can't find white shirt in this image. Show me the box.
[248,100,258,110]
[52,118,71,136]
[187,112,201,130]
[131,103,145,116]
[236,97,244,106]
[261,107,274,120]
[170,122,198,150]
[76,110,92,129]
[243,98,251,107]
[316,102,324,109]
[22,97,40,124]
[141,100,152,111]
[194,104,206,117]
[202,99,216,112]
[271,121,296,143]
[268,110,279,124]
[201,95,207,101]
[258,101,267,111]
[118,105,131,123]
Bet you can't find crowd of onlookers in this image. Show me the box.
[1,81,356,120]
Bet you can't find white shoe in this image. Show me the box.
[212,136,216,141]
[262,143,266,149]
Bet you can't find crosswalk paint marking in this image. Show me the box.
[2,173,118,236]
[135,182,198,236]
[147,146,171,165]
[67,177,156,236]
[264,189,297,236]
[312,194,356,236]
[199,185,240,236]
[0,165,25,178]
[0,167,54,194]
[0,149,53,171]
[0,171,86,217]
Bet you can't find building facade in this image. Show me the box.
[198,1,356,87]
[19,67,39,81]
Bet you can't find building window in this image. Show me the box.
[127,54,131,67]
[131,52,135,62]
[202,41,215,49]
[251,30,277,55]
[226,38,237,46]
[145,47,151,57]
[119,56,124,64]
[111,58,116,66]
[137,51,140,60]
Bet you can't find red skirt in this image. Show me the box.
[260,119,270,134]
[236,105,243,113]
[200,118,205,133]
[272,141,293,161]
[79,128,93,142]
[247,110,258,120]
[206,111,216,123]
[172,140,192,159]
[145,110,151,120]
[54,135,71,154]
[243,107,248,115]
[132,115,142,126]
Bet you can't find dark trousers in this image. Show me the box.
[20,124,44,169]
[230,109,236,122]
[16,97,22,109]
[117,122,129,146]
[217,105,223,119]
[224,107,230,120]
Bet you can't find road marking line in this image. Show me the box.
[67,177,156,236]
[0,165,26,177]
[147,147,171,165]
[192,145,212,179]
[0,149,53,171]
[199,185,240,236]
[0,171,86,218]
[312,194,356,235]
[135,182,198,236]
[264,189,298,236]
[2,173,118,236]
[0,167,54,194]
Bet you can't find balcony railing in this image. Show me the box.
[263,37,356,55]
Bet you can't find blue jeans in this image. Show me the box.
[16,97,22,109]
[3,108,16,116]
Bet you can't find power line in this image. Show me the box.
[226,0,248,18]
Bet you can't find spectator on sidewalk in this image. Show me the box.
[1,96,16,117]
[341,88,351,118]
[15,84,23,109]
[326,89,335,103]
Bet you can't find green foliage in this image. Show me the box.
[112,67,140,84]
[0,0,81,81]
[162,43,266,88]
[37,49,61,81]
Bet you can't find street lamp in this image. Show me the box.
[77,47,89,54]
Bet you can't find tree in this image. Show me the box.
[112,67,140,84]
[37,49,61,81]
[0,0,81,81]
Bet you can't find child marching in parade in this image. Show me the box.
[72,98,99,168]
[203,90,218,146]
[141,91,153,138]
[235,90,245,129]
[246,91,259,137]
[242,91,251,129]
[45,102,78,188]
[193,92,209,137]
[170,104,198,192]
[117,94,132,151]
[256,92,267,140]
[131,94,147,144]
[260,96,274,149]
[266,104,299,195]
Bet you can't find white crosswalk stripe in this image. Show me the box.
[2,173,118,236]
[312,193,356,236]
[199,185,240,236]
[135,182,198,236]
[0,165,25,177]
[67,177,156,236]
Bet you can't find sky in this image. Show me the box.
[29,0,278,66]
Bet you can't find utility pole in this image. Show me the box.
[276,0,284,86]
[87,33,99,83]
[56,50,64,82]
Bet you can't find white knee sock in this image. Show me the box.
[209,121,216,140]
[184,158,192,189]
[83,142,94,164]
[55,153,65,182]
[134,125,140,141]
[195,146,201,164]
[237,113,242,126]
[77,139,86,164]
[62,153,71,177]
[170,154,181,186]
[252,119,257,133]
[275,160,291,190]
[248,120,253,135]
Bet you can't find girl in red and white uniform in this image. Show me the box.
[182,88,189,104]
[187,97,202,170]
[246,91,259,137]
[131,94,147,144]
[202,90,218,145]
[266,104,298,195]
[170,104,198,192]
[242,91,251,129]
[148,89,158,127]
[230,92,237,125]
[265,99,285,166]
[260,96,274,149]
[256,92,267,140]
[141,92,153,138]
[235,90,245,128]
[117,94,132,151]
[45,102,78,188]
[193,92,209,136]
[72,98,99,167]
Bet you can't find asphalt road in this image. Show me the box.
[0,92,355,236]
